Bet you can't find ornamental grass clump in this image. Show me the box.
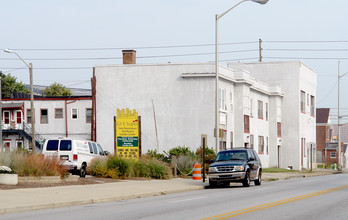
[87,156,171,180]
[0,151,68,177]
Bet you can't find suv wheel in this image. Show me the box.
[254,171,262,186]
[209,179,217,188]
[242,171,250,187]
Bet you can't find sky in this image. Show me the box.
[1,0,348,122]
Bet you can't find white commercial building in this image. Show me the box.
[94,51,316,170]
[1,96,93,151]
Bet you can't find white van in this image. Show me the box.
[42,138,106,177]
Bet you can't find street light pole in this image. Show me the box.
[215,0,268,153]
[338,61,348,171]
[4,49,36,153]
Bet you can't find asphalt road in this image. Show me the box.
[1,173,347,220]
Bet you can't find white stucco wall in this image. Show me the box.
[95,63,216,154]
[228,61,317,170]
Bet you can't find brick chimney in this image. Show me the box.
[122,50,136,64]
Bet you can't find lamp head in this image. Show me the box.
[251,0,269,4]
[4,49,13,53]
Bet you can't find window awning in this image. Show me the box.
[1,102,24,109]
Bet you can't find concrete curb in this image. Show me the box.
[0,183,205,215]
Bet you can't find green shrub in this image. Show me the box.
[107,156,130,177]
[88,156,171,180]
[169,146,194,158]
[145,149,170,163]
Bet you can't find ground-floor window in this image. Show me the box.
[330,152,336,158]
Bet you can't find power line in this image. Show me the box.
[0,49,258,61]
[265,56,348,60]
[264,40,348,43]
[265,48,348,52]
[1,41,258,51]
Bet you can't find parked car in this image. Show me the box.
[42,138,106,177]
[208,148,262,187]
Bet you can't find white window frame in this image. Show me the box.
[71,108,78,119]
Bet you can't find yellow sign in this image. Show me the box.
[116,109,140,159]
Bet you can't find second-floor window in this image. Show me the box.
[300,90,306,113]
[41,109,48,124]
[219,89,226,110]
[258,100,263,119]
[265,102,268,121]
[310,95,315,116]
[277,122,282,138]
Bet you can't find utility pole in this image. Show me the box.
[259,38,263,62]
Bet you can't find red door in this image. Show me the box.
[16,111,22,123]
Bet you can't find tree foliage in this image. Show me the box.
[0,71,29,98]
[41,82,72,97]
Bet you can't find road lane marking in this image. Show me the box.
[201,184,348,220]
[169,197,207,204]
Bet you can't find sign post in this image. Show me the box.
[115,109,141,159]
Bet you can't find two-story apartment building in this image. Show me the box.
[228,62,317,170]
[1,96,92,151]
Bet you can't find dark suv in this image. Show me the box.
[208,148,262,187]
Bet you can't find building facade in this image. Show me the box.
[228,62,317,170]
[1,96,92,151]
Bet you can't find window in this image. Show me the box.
[72,108,78,119]
[244,115,250,133]
[230,92,233,113]
[219,89,226,110]
[258,100,263,119]
[250,135,254,149]
[41,109,48,124]
[265,103,268,121]
[250,98,253,117]
[310,95,315,116]
[88,142,94,154]
[230,132,233,149]
[330,152,336,158]
[258,136,264,154]
[55,108,63,119]
[266,137,269,154]
[86,108,92,123]
[92,143,98,155]
[16,141,24,149]
[27,109,32,124]
[46,140,59,151]
[16,111,22,123]
[301,90,306,113]
[277,122,281,138]
[60,140,72,151]
[3,111,10,124]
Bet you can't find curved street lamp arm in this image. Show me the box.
[3,49,30,68]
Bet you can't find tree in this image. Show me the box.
[41,82,72,96]
[0,71,30,98]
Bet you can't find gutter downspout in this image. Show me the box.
[65,99,77,137]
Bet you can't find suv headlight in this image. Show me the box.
[234,166,245,171]
[209,167,217,173]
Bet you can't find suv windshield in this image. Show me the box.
[215,150,248,162]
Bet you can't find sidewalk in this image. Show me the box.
[0,178,207,215]
[0,169,342,215]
